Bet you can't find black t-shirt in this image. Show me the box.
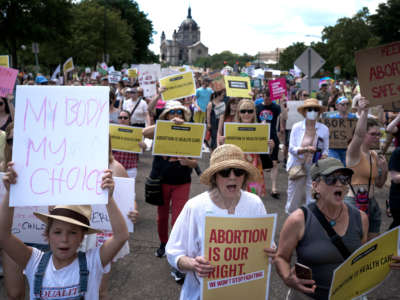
[389,147,400,209]
[256,102,281,139]
[150,156,192,185]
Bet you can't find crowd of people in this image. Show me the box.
[0,70,399,300]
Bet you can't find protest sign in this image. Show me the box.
[224,76,252,99]
[202,214,276,300]
[0,66,18,97]
[160,71,196,101]
[329,227,400,300]
[128,68,137,79]
[264,71,273,79]
[0,55,9,67]
[10,86,109,206]
[108,71,122,84]
[91,177,135,233]
[110,124,143,154]
[138,64,161,98]
[355,41,400,108]
[153,120,205,157]
[268,78,287,101]
[321,118,357,149]
[63,57,74,73]
[224,123,270,153]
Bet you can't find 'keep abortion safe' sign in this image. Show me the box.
[10,86,109,207]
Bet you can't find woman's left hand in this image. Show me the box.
[171,117,184,125]
[128,209,139,223]
[193,256,215,277]
[264,246,277,264]
[390,255,400,270]
[101,169,115,199]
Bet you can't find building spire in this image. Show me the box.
[188,6,192,18]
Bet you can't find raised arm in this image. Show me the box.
[0,162,32,269]
[386,113,400,134]
[100,169,129,267]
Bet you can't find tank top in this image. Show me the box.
[350,151,378,186]
[296,204,363,300]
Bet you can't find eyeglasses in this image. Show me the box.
[239,109,254,114]
[322,174,351,185]
[218,168,246,177]
[118,116,129,120]
[306,108,319,112]
[168,109,183,115]
[368,132,382,137]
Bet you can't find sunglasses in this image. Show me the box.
[218,168,246,177]
[321,174,351,185]
[306,108,319,112]
[168,109,183,115]
[239,109,254,114]
[118,116,129,120]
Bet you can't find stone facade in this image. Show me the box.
[160,7,208,65]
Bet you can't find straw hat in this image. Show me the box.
[200,144,260,185]
[297,98,326,116]
[159,100,191,121]
[34,205,101,234]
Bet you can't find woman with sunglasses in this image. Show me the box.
[109,89,120,124]
[286,98,329,215]
[0,96,13,131]
[206,91,225,151]
[165,144,276,300]
[217,97,239,146]
[345,97,388,240]
[142,101,198,282]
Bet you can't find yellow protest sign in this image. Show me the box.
[159,71,196,101]
[202,215,276,300]
[329,227,400,300]
[63,57,74,73]
[110,124,143,154]
[224,76,252,99]
[224,123,270,153]
[128,68,137,78]
[0,55,9,68]
[153,120,205,157]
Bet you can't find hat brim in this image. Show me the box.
[34,212,101,234]
[320,166,354,177]
[297,104,326,116]
[200,159,260,185]
[159,105,191,122]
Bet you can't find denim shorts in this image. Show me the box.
[344,195,381,233]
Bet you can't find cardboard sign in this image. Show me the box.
[224,76,252,99]
[160,71,196,101]
[0,55,10,68]
[11,86,109,206]
[224,123,270,153]
[110,124,143,154]
[0,66,18,97]
[91,177,135,233]
[138,64,161,98]
[329,227,400,300]
[355,41,400,108]
[153,120,205,157]
[108,71,122,84]
[321,118,357,149]
[264,71,273,79]
[268,78,287,101]
[202,215,276,300]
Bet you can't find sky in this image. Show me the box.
[135,0,385,56]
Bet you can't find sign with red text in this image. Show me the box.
[268,78,287,101]
[10,86,109,206]
[355,41,400,108]
[0,66,18,97]
[202,215,276,300]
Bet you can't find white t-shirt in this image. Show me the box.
[122,98,148,124]
[166,190,267,300]
[25,247,110,300]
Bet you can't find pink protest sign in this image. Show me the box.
[10,86,109,207]
[268,78,287,101]
[0,66,18,97]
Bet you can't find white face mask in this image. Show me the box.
[306,111,319,120]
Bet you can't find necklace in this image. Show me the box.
[321,205,344,227]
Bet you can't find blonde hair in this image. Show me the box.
[234,99,257,123]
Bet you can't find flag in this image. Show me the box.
[63,57,74,73]
[97,62,108,76]
[51,64,61,80]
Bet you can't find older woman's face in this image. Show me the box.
[215,168,246,199]
[313,171,351,205]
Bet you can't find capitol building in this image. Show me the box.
[160,7,209,65]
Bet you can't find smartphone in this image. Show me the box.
[295,262,312,280]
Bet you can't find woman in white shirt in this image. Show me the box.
[166,144,276,300]
[285,98,329,215]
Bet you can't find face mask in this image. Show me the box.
[306,111,319,120]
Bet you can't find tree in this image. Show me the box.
[193,51,255,70]
[278,42,307,71]
[0,0,73,68]
[369,0,400,44]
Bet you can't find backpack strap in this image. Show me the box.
[78,251,89,296]
[34,251,52,299]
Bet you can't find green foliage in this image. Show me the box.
[369,0,400,44]
[278,42,307,71]
[193,51,255,70]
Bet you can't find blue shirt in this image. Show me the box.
[195,87,213,112]
[322,111,357,119]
